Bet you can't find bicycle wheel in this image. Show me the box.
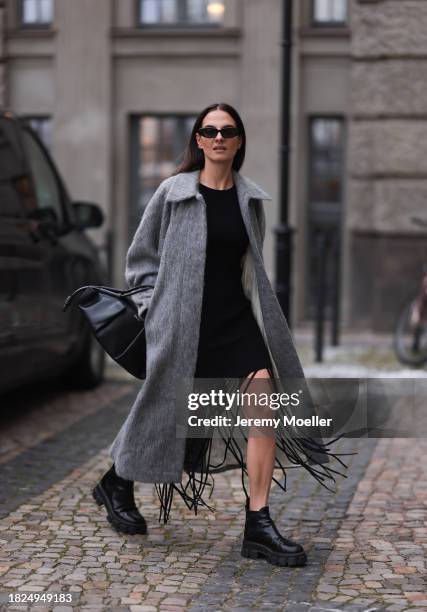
[394,297,427,366]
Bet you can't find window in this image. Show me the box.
[309,118,343,205]
[306,117,345,319]
[23,117,53,151]
[21,129,64,223]
[0,117,31,218]
[20,0,53,26]
[130,114,196,238]
[139,0,225,26]
[312,0,347,26]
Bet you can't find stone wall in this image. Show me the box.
[347,0,427,330]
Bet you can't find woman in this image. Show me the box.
[93,103,347,568]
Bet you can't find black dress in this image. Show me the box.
[156,182,348,524]
[194,182,272,379]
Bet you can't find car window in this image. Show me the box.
[21,128,64,223]
[0,117,30,217]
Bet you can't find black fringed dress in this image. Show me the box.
[154,182,348,523]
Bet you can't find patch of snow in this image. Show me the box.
[304,364,427,378]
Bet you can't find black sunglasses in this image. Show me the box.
[197,126,240,139]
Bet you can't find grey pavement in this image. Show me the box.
[0,331,425,610]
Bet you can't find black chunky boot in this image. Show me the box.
[241,499,307,567]
[92,464,147,535]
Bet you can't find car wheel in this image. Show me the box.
[62,328,105,390]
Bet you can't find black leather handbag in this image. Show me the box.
[62,284,152,379]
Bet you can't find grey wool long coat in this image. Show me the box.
[109,168,332,483]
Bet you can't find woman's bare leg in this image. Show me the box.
[243,368,277,511]
[239,368,307,566]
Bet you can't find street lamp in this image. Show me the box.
[275,0,294,327]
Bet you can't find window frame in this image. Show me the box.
[129,112,197,239]
[307,115,345,208]
[18,0,54,29]
[136,0,224,29]
[305,114,346,319]
[310,0,348,28]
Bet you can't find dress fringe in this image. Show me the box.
[154,368,355,524]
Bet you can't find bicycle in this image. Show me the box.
[393,216,427,366]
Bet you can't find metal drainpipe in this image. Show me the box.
[274,0,294,329]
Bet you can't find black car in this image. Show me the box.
[0,109,107,394]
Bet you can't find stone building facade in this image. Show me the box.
[346,0,427,330]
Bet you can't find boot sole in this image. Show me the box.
[241,541,307,567]
[92,483,147,535]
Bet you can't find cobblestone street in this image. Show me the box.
[0,334,426,611]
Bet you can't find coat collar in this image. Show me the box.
[165,168,272,204]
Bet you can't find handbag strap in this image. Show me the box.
[62,283,153,311]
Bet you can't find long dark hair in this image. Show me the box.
[173,102,246,175]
